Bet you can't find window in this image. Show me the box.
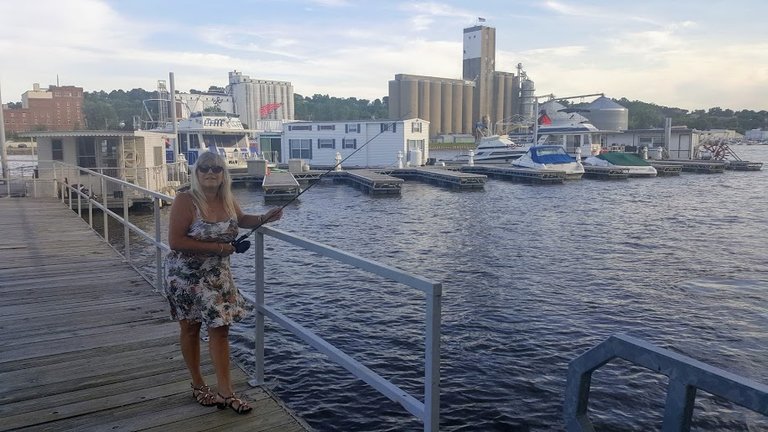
[342,138,357,149]
[317,138,335,149]
[288,124,312,131]
[76,137,97,167]
[52,139,64,160]
[318,124,336,131]
[289,139,312,159]
[411,122,422,133]
[345,123,360,133]
[381,122,397,133]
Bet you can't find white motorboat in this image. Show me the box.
[583,152,658,177]
[156,112,256,171]
[512,145,585,180]
[446,135,530,165]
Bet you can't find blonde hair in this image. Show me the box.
[188,151,237,219]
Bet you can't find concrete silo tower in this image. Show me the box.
[463,25,496,127]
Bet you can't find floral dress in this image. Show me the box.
[164,206,246,328]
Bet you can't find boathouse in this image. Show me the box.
[602,126,699,159]
[281,118,430,168]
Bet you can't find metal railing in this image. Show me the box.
[22,164,442,432]
[564,334,768,431]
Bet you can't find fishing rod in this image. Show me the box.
[231,117,407,253]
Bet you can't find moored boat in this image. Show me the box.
[583,152,658,177]
[511,145,585,180]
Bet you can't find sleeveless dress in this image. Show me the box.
[164,204,246,328]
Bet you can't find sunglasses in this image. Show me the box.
[197,165,224,174]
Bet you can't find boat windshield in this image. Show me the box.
[202,134,244,148]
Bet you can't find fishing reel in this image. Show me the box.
[231,238,251,254]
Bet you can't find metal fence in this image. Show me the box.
[13,164,442,432]
[564,334,768,431]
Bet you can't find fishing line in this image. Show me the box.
[231,117,409,253]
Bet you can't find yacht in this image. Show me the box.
[512,145,585,180]
[447,135,530,165]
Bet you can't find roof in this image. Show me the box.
[19,130,142,138]
[587,96,627,110]
[598,152,651,166]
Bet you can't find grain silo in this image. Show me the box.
[452,82,463,134]
[388,80,400,119]
[585,96,628,131]
[520,78,535,119]
[441,81,454,134]
[429,81,442,136]
[418,80,431,123]
[462,84,474,134]
[399,79,419,119]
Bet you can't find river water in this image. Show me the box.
[62,148,768,431]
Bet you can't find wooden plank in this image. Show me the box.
[0,198,309,432]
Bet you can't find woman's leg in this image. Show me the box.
[179,319,206,386]
[208,324,233,395]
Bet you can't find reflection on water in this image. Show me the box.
[102,147,768,431]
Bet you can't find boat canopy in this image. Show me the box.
[530,146,575,164]
[598,152,651,166]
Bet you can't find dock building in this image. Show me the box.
[388,25,536,137]
[281,118,429,168]
[2,83,85,134]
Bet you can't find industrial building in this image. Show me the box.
[388,24,536,138]
[228,71,294,130]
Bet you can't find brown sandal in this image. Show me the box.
[217,392,253,414]
[191,383,217,407]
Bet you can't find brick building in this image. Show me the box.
[2,83,85,134]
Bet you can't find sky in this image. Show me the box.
[1,0,767,111]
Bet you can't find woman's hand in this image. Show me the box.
[217,242,235,256]
[262,207,283,224]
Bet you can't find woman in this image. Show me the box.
[164,151,282,414]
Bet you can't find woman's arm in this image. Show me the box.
[168,193,233,255]
[235,202,283,229]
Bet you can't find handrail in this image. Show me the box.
[564,334,768,431]
[28,162,442,432]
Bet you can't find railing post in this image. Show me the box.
[102,176,109,243]
[424,285,442,432]
[250,230,266,387]
[76,169,82,217]
[122,184,130,262]
[88,175,93,228]
[661,380,696,432]
[154,197,163,293]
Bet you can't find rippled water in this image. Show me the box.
[106,148,768,431]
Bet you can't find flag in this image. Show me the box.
[538,112,552,125]
[478,17,486,22]
[259,102,282,117]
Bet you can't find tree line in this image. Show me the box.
[6,88,766,135]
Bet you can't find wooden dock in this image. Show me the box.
[388,167,486,189]
[460,164,566,184]
[651,160,726,174]
[0,198,310,432]
[262,172,301,202]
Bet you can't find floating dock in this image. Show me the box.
[651,160,726,174]
[582,166,630,180]
[328,170,404,195]
[725,160,764,171]
[460,164,566,184]
[388,167,486,189]
[262,171,301,201]
[0,198,309,432]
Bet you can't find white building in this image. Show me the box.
[745,128,768,141]
[602,126,699,159]
[281,118,430,168]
